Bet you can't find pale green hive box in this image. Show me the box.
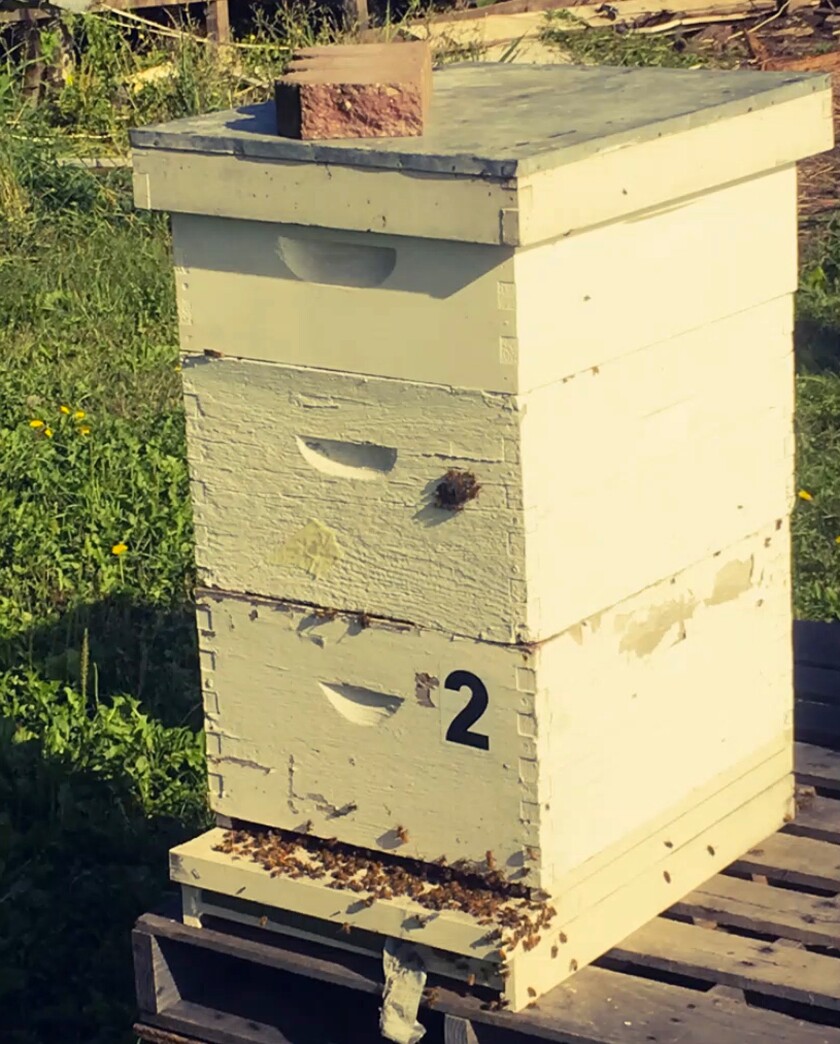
[132,63,833,1010]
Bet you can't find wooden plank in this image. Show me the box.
[795,619,840,669]
[732,832,840,891]
[205,0,231,44]
[147,1002,291,1044]
[670,874,840,949]
[786,793,840,844]
[133,930,181,1015]
[795,742,840,792]
[445,1015,481,1044]
[796,664,840,704]
[136,912,840,1044]
[405,0,775,46]
[343,0,369,29]
[135,1026,203,1044]
[611,916,840,1010]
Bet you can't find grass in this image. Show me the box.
[539,8,743,68]
[1,8,840,1044]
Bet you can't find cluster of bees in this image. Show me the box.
[213,827,557,954]
[434,468,482,512]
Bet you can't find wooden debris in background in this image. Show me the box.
[274,42,432,141]
[401,0,775,54]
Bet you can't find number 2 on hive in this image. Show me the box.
[444,670,490,751]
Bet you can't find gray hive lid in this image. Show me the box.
[130,62,829,179]
[130,63,833,245]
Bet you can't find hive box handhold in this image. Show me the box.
[275,42,432,140]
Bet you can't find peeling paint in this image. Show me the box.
[287,754,299,815]
[704,556,754,607]
[271,518,343,578]
[415,672,439,708]
[210,755,273,775]
[565,623,585,646]
[617,596,698,657]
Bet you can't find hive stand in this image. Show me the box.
[132,663,840,1044]
[130,62,833,1010]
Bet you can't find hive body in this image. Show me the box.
[130,61,833,1009]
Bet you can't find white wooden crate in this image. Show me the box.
[169,167,796,394]
[197,519,792,895]
[184,296,794,643]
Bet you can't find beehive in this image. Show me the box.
[131,61,833,1008]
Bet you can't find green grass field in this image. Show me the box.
[1,13,840,1044]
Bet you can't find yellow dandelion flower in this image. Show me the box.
[174,364,182,373]
[74,409,86,421]
[44,428,53,438]
[59,405,70,415]
[836,536,840,545]
[29,419,44,429]
[798,490,814,501]
[111,542,128,556]
[78,425,91,436]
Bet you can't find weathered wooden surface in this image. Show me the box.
[190,518,791,888]
[131,65,832,247]
[183,302,793,644]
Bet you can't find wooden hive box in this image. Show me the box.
[129,62,833,1009]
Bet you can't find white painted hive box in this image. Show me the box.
[131,64,832,643]
[198,519,793,896]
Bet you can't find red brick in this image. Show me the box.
[274,42,432,140]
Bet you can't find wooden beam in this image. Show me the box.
[205,0,230,43]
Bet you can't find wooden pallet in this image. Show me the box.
[134,739,840,1044]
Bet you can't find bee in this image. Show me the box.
[551,945,559,959]
[527,987,537,998]
[358,612,373,629]
[467,973,476,987]
[396,826,409,845]
[424,987,439,1008]
[486,850,496,871]
[259,915,269,928]
[339,923,352,936]
[203,349,224,359]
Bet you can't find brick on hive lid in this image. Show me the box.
[274,41,432,140]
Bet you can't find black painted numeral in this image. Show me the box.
[444,670,490,751]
